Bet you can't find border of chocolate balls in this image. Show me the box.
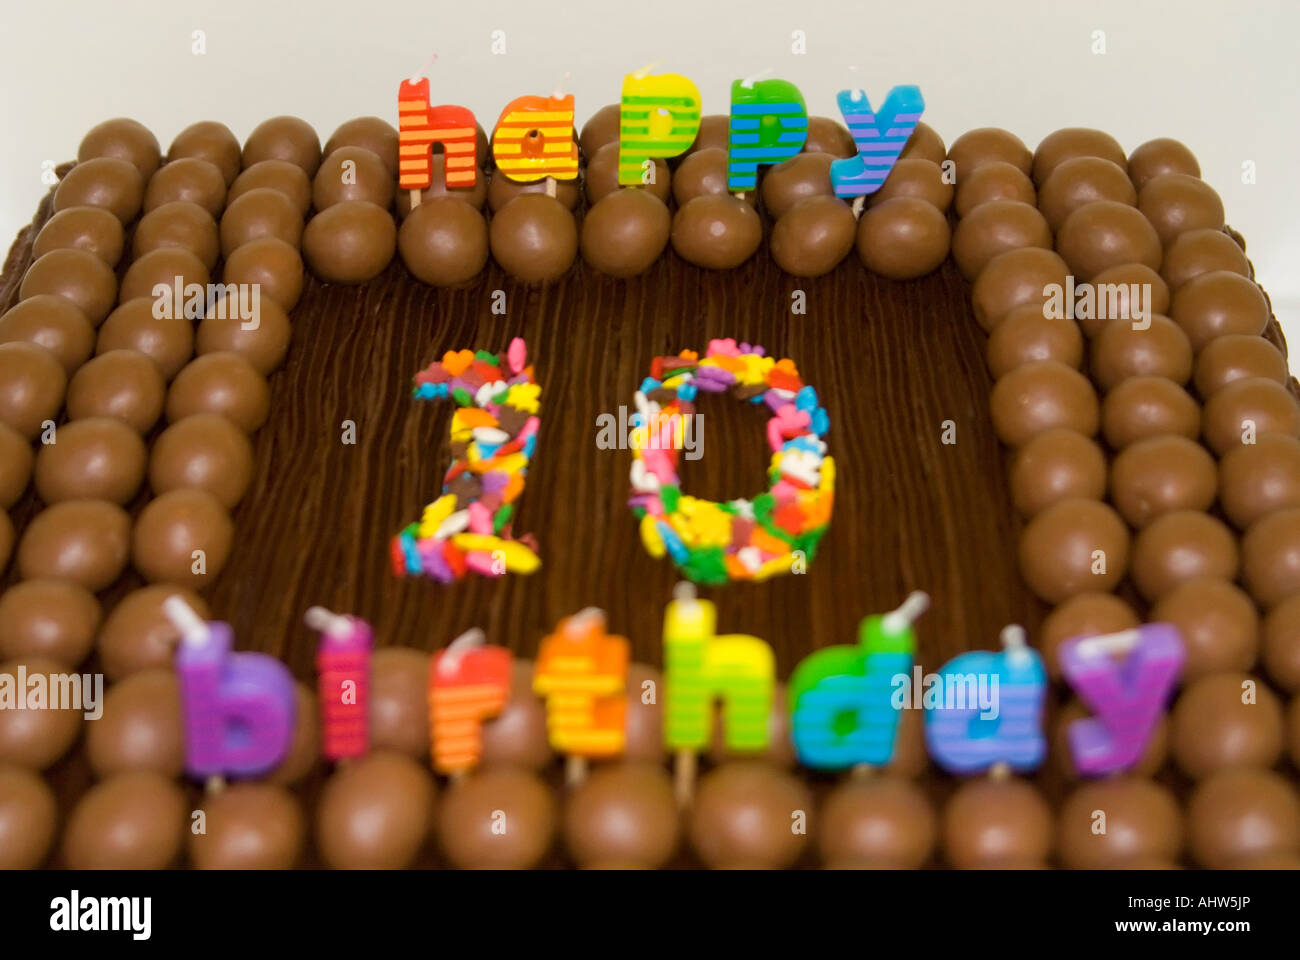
[0,111,1297,871]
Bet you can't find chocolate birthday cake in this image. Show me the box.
[1,83,1299,872]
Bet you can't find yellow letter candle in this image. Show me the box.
[618,65,702,186]
[491,94,580,182]
[534,607,629,757]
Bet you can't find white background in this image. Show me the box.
[2,0,1296,349]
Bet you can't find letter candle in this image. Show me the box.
[165,597,297,781]
[305,606,373,762]
[397,74,479,209]
[829,85,925,203]
[491,91,580,185]
[788,591,928,770]
[428,628,512,776]
[662,582,775,804]
[1059,623,1184,776]
[618,63,702,186]
[727,72,808,192]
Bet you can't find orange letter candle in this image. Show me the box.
[534,608,629,757]
[427,628,511,775]
[491,94,580,182]
[397,77,479,192]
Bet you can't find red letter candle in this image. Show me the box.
[306,606,373,762]
[491,94,580,182]
[533,608,629,757]
[397,77,479,192]
[166,597,297,780]
[428,628,512,775]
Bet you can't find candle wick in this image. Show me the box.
[881,590,930,633]
[739,67,774,90]
[551,71,573,99]
[441,627,486,672]
[565,607,605,636]
[409,51,439,85]
[304,605,351,637]
[672,581,697,602]
[999,624,1028,651]
[162,595,208,644]
[632,60,664,80]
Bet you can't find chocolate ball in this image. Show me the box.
[324,116,399,176]
[623,663,664,764]
[1082,263,1172,337]
[168,121,242,185]
[986,302,1084,378]
[818,776,936,869]
[990,360,1099,447]
[868,158,953,213]
[1264,597,1300,694]
[1055,200,1162,281]
[196,290,291,375]
[149,413,255,508]
[1291,695,1300,767]
[243,116,320,177]
[33,205,124,267]
[17,499,129,591]
[1203,377,1300,456]
[96,297,194,381]
[1100,376,1199,449]
[1220,434,1300,528]
[97,585,207,680]
[486,171,580,213]
[672,148,755,207]
[1187,769,1300,867]
[579,103,621,160]
[1018,497,1129,602]
[54,157,144,223]
[396,157,487,215]
[368,647,430,759]
[1108,434,1215,528]
[886,699,930,777]
[1151,578,1259,681]
[0,765,56,869]
[0,341,64,440]
[685,115,731,157]
[900,122,946,164]
[35,416,145,505]
[0,657,83,768]
[1195,335,1288,399]
[1052,698,1168,779]
[1138,172,1224,245]
[0,580,100,666]
[222,237,304,312]
[970,247,1070,332]
[584,141,669,206]
[62,772,187,869]
[1243,508,1300,608]
[120,246,210,307]
[1172,672,1283,779]
[312,145,394,212]
[942,777,1052,868]
[564,762,679,869]
[1056,778,1182,868]
[760,152,834,219]
[954,160,1034,217]
[670,195,762,270]
[78,118,161,182]
[1032,128,1126,185]
[581,189,671,278]
[1131,509,1238,601]
[133,200,220,270]
[66,349,165,434]
[398,197,489,286]
[803,116,856,158]
[1038,156,1137,232]
[85,668,183,778]
[131,488,233,587]
[1162,228,1250,291]
[1091,315,1192,390]
[1038,592,1140,681]
[302,200,396,284]
[317,751,435,869]
[190,782,305,870]
[167,351,270,433]
[708,682,796,769]
[19,247,116,326]
[219,188,303,258]
[228,160,312,216]
[0,514,10,573]
[439,767,556,869]
[480,659,553,772]
[266,682,320,786]
[489,194,578,283]
[856,196,951,280]
[61,770,185,868]
[144,158,227,219]
[0,423,30,508]
[1009,427,1106,517]
[951,199,1052,280]
[0,294,95,375]
[689,762,812,869]
[947,128,1032,179]
[771,195,855,278]
[1170,270,1269,351]
[1128,138,1201,190]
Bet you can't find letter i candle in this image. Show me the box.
[306,606,373,762]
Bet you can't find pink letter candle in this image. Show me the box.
[306,606,373,762]
[167,597,297,780]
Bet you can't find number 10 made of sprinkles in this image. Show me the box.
[391,338,541,582]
